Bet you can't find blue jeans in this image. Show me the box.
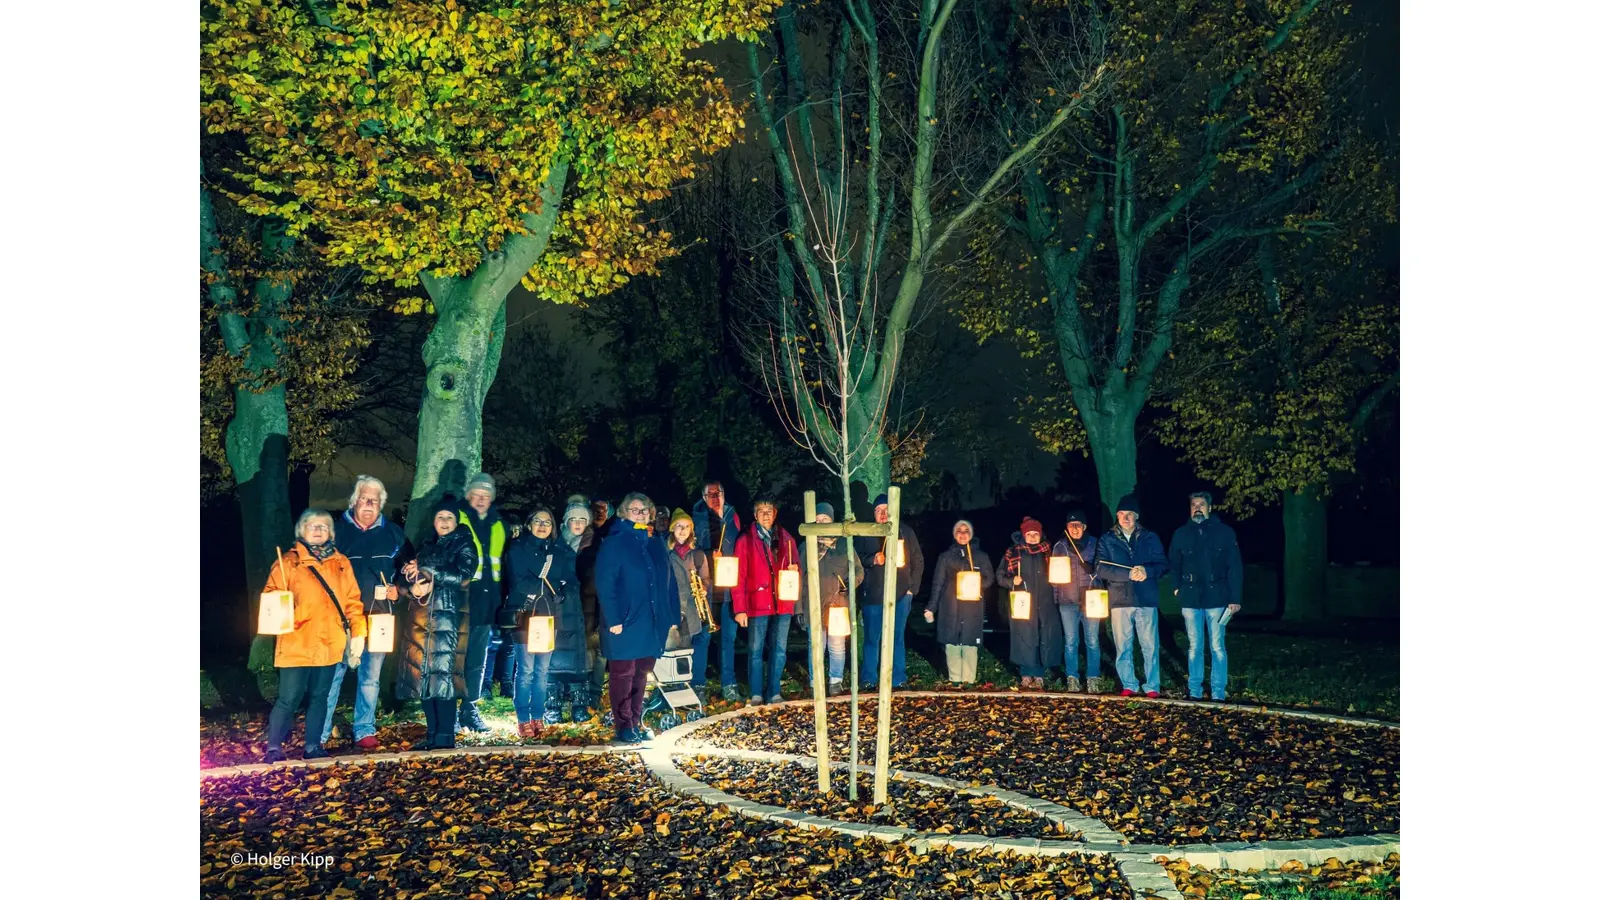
[321,649,386,743]
[689,627,711,690]
[1182,607,1229,699]
[1058,604,1101,683]
[1110,607,1160,693]
[861,597,912,687]
[514,644,553,724]
[803,617,850,682]
[745,613,793,699]
[718,598,739,691]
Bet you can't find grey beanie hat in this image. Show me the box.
[815,501,835,520]
[563,500,592,525]
[465,472,497,501]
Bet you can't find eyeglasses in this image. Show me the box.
[704,490,722,497]
[625,506,650,516]
[531,518,555,527]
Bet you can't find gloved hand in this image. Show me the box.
[345,635,365,668]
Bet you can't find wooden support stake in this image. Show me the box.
[873,486,901,806]
[803,491,830,794]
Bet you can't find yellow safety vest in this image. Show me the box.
[460,511,506,583]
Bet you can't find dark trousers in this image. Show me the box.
[491,635,516,688]
[268,664,338,751]
[463,624,495,702]
[606,657,654,734]
[421,697,459,746]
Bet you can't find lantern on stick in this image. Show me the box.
[778,568,801,602]
[1084,588,1109,619]
[366,574,396,653]
[1010,590,1032,620]
[1048,556,1072,584]
[956,570,982,601]
[896,538,907,568]
[827,605,852,636]
[257,546,295,635]
[714,554,740,587]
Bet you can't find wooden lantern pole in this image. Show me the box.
[802,491,830,794]
[872,486,902,806]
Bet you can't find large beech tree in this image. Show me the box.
[201,0,776,541]
[958,0,1364,517]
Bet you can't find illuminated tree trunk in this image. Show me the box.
[1281,483,1328,620]
[406,162,569,543]
[1077,395,1141,523]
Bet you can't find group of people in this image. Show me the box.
[258,474,1243,761]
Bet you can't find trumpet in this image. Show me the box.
[689,567,716,633]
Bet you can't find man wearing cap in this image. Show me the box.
[1168,492,1243,701]
[1052,511,1102,693]
[853,494,924,690]
[692,480,744,701]
[457,472,508,732]
[1096,494,1168,697]
[320,475,412,749]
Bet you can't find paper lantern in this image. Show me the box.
[1048,556,1072,584]
[1010,590,1031,620]
[258,590,295,635]
[714,555,740,587]
[896,539,907,567]
[367,612,396,653]
[956,570,982,601]
[778,569,800,602]
[827,605,852,636]
[1084,588,1109,619]
[528,615,556,653]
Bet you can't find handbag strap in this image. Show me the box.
[306,564,353,635]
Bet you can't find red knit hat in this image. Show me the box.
[1020,517,1044,536]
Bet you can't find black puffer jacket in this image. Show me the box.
[396,529,477,701]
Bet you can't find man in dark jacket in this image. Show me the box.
[1051,510,1101,694]
[457,472,507,732]
[692,481,744,700]
[853,494,924,689]
[1168,492,1243,701]
[321,476,412,749]
[797,502,864,696]
[1096,494,1168,697]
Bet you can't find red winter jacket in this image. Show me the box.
[731,524,801,618]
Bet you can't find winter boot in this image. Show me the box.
[458,701,491,733]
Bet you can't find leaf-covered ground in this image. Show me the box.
[674,755,1080,839]
[1162,854,1400,899]
[201,753,1141,899]
[692,696,1398,844]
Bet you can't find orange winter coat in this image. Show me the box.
[264,541,368,668]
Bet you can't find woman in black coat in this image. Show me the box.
[923,519,995,685]
[1002,516,1063,691]
[396,496,479,749]
[504,507,583,738]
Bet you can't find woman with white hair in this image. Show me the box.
[261,509,368,762]
[923,519,995,685]
[593,492,679,743]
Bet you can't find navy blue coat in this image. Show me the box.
[1050,533,1099,606]
[505,534,587,675]
[594,523,679,661]
[333,511,412,614]
[1168,517,1243,609]
[692,499,742,557]
[1096,525,1168,609]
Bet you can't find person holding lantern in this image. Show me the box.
[1168,492,1243,701]
[924,519,996,686]
[263,509,369,762]
[594,492,679,743]
[853,494,925,690]
[553,498,599,723]
[1097,494,1169,697]
[732,499,802,705]
[456,472,507,733]
[505,506,582,738]
[795,502,863,696]
[395,496,478,750]
[320,475,412,750]
[1052,511,1103,693]
[1002,517,1063,691]
[692,480,744,701]
[663,509,710,687]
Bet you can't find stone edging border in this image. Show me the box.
[199,742,632,780]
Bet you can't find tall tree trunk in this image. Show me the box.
[1281,483,1328,620]
[406,162,569,543]
[1078,395,1140,523]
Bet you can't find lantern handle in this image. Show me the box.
[275,545,287,582]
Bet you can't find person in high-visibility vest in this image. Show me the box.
[457,472,508,733]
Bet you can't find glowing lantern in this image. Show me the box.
[1048,556,1072,584]
[257,590,295,635]
[714,555,740,588]
[956,570,982,601]
[778,569,801,602]
[528,615,556,653]
[1010,590,1031,620]
[896,539,907,567]
[827,605,852,636]
[366,584,395,653]
[1084,589,1109,619]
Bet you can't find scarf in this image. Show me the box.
[299,539,336,562]
[755,523,774,548]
